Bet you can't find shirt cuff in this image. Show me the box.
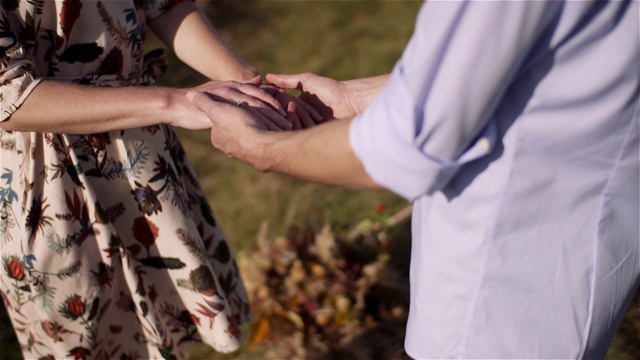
[349,66,497,201]
[350,68,444,200]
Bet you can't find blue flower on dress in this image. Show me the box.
[131,181,162,215]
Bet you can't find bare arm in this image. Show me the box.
[0,2,286,133]
[0,81,195,133]
[0,78,289,133]
[149,1,258,82]
[261,118,381,190]
[149,1,323,127]
[189,91,382,190]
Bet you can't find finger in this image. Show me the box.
[188,91,220,119]
[292,95,323,123]
[229,90,290,129]
[252,105,292,131]
[237,84,286,115]
[260,83,279,96]
[296,102,316,129]
[244,105,282,132]
[265,73,304,91]
[234,93,291,130]
[242,75,262,86]
[286,101,303,130]
[274,90,301,130]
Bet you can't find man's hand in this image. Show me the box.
[187,90,272,169]
[266,73,358,120]
[187,89,381,190]
[266,72,391,121]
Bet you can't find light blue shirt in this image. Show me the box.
[350,1,639,358]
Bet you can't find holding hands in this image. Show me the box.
[265,73,360,120]
[186,71,382,190]
[176,76,289,131]
[181,74,327,132]
[184,70,387,179]
[184,72,362,165]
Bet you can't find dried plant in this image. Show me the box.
[237,206,412,359]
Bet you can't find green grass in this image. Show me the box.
[157,0,422,252]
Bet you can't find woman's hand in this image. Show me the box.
[177,77,292,131]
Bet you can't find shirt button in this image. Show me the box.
[477,138,491,152]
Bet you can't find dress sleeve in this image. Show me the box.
[144,0,194,21]
[349,1,563,201]
[0,7,42,122]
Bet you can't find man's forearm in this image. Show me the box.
[262,119,382,190]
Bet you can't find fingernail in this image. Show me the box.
[186,91,196,103]
[285,121,293,129]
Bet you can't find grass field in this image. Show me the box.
[170,0,419,253]
[1,1,638,359]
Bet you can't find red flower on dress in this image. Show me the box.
[60,0,83,39]
[61,294,85,320]
[5,256,25,281]
[132,216,159,251]
[86,132,111,151]
[375,202,386,214]
[67,346,91,360]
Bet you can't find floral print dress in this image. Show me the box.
[0,1,250,358]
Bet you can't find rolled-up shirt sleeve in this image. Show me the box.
[350,0,561,201]
[0,7,42,122]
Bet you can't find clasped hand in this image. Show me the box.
[180,75,323,131]
[185,72,354,169]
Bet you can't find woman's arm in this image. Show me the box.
[148,1,258,82]
[0,1,292,134]
[0,81,190,133]
[148,2,324,126]
[0,79,287,133]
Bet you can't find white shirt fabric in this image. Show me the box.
[350,1,639,358]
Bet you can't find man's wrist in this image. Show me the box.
[249,131,285,173]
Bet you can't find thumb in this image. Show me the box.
[266,73,304,90]
[243,75,262,86]
[187,90,226,120]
